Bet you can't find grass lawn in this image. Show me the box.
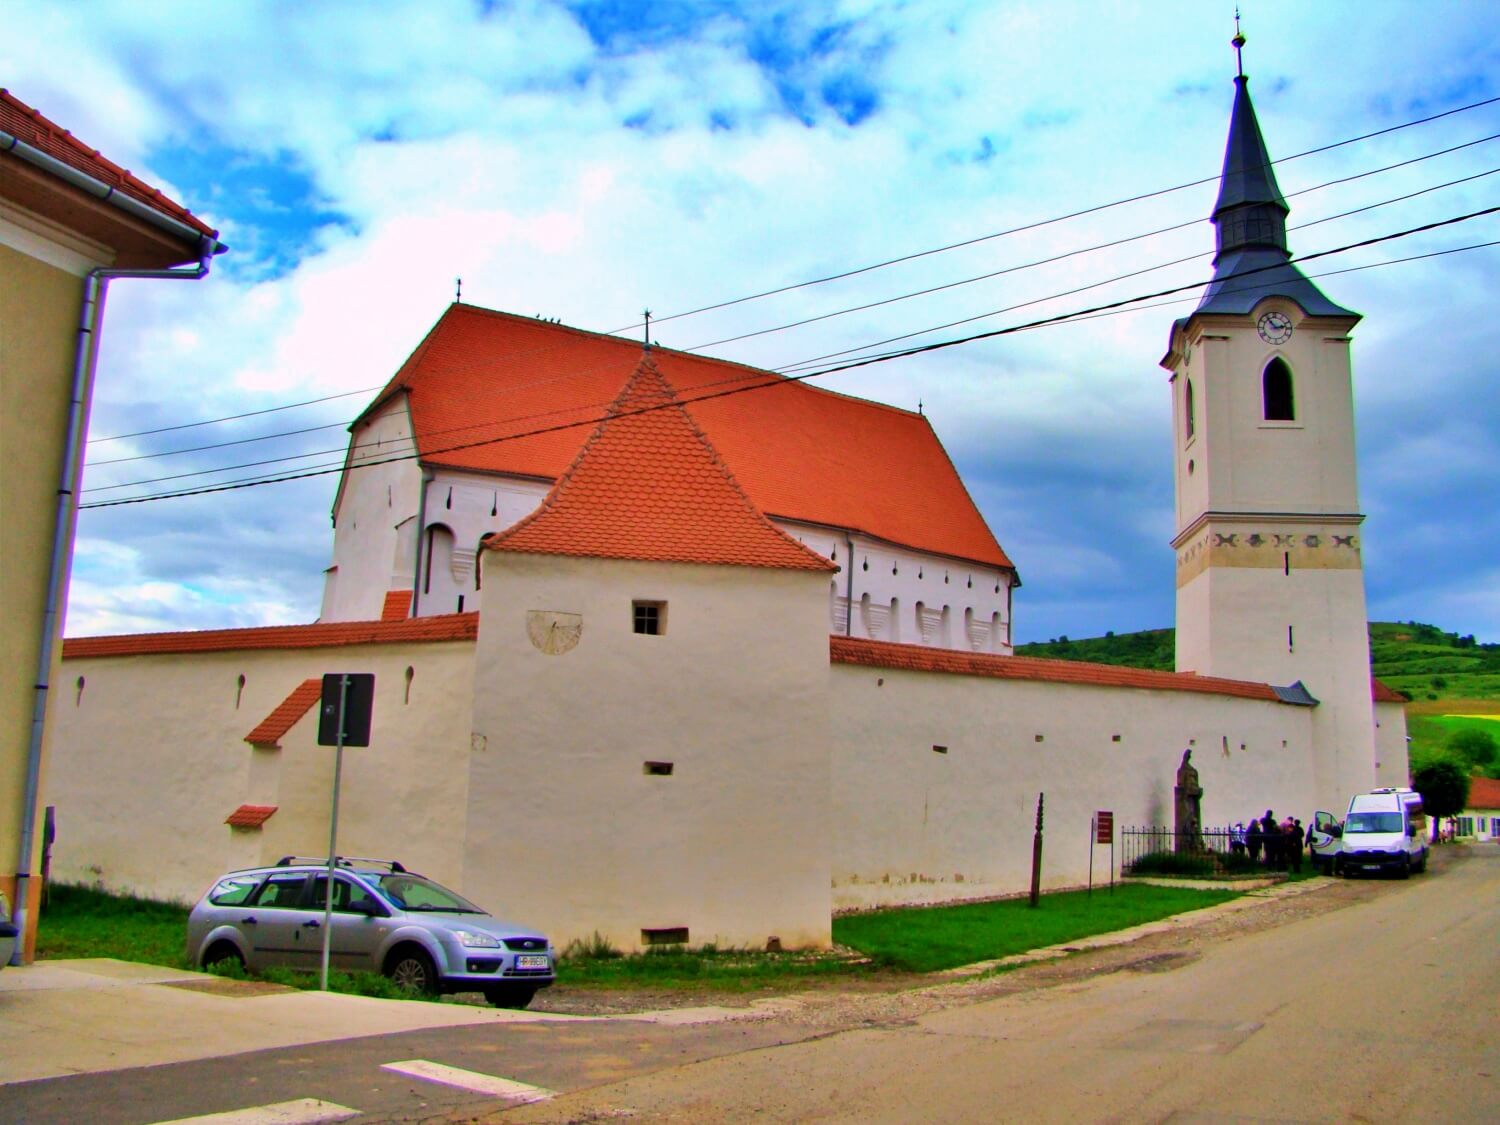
[37,880,1243,994]
[830,883,1239,973]
[36,882,191,968]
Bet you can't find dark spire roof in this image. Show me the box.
[1193,75,1356,319]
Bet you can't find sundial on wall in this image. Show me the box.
[526,610,583,655]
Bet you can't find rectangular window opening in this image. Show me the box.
[633,600,665,635]
[643,761,674,776]
[641,926,689,947]
[931,744,948,755]
[1283,552,1290,576]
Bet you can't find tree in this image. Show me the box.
[1446,727,1498,777]
[1411,757,1471,843]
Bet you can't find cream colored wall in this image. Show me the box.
[465,553,832,951]
[829,665,1315,909]
[0,234,102,947]
[46,640,476,905]
[323,397,425,621]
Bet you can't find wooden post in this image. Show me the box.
[1029,792,1045,907]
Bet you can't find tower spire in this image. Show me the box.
[1190,41,1356,320]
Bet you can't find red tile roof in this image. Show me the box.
[1371,678,1406,704]
[486,353,838,571]
[245,679,322,747]
[1466,776,1500,811]
[380,590,412,622]
[225,805,277,829]
[0,88,219,238]
[370,304,1012,571]
[830,636,1281,701]
[63,612,478,659]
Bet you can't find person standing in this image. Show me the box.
[1247,813,1263,865]
[1287,818,1305,873]
[1260,810,1281,869]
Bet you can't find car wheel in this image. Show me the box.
[386,947,438,996]
[1397,858,1411,880]
[201,941,245,974]
[484,985,537,1010]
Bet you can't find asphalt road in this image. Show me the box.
[3,848,1494,1124]
[503,845,1500,1123]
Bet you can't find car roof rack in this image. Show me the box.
[274,856,406,873]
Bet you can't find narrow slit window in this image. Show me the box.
[1184,378,1196,441]
[643,761,674,776]
[642,927,689,946]
[1263,358,1295,421]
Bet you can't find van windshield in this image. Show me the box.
[1346,812,1403,834]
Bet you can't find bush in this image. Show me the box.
[1127,851,1218,877]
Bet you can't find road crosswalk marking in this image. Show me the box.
[149,1098,360,1124]
[381,1058,557,1102]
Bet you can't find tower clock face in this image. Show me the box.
[1257,311,1293,345]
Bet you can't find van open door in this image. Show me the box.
[1308,810,1342,874]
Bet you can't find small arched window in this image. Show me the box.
[1263,358,1295,421]
[1184,379,1196,441]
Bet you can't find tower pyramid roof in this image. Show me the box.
[483,352,837,572]
[1194,75,1356,320]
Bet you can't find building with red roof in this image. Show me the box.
[322,302,1017,654]
[1,89,223,963]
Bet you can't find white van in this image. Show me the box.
[1323,787,1428,878]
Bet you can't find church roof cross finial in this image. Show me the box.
[643,308,653,350]
[1232,8,1246,79]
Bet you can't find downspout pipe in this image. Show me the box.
[410,467,434,617]
[10,235,218,964]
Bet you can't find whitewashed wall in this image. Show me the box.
[465,553,833,952]
[829,663,1317,910]
[322,397,426,622]
[47,639,475,905]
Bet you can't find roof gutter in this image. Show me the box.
[10,230,219,965]
[0,128,228,256]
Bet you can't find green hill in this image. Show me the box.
[1017,622,1500,703]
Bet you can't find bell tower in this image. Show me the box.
[1160,35,1377,808]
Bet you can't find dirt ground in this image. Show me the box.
[520,850,1459,1024]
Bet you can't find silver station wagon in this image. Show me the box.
[185,857,554,1008]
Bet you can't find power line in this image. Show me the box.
[78,205,1500,511]
[87,148,1500,480]
[81,96,1500,450]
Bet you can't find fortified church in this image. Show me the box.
[46,63,1408,949]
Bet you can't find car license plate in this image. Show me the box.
[1361,863,1381,871]
[516,954,550,970]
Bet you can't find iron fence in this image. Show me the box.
[1121,826,1239,875]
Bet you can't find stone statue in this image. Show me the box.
[1174,748,1204,853]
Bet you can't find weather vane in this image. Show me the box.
[643,308,653,349]
[1232,8,1246,78]
[456,277,463,303]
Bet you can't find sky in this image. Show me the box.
[6,0,1498,645]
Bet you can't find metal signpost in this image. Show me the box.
[316,673,374,992]
[1089,810,1115,896]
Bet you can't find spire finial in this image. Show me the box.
[1232,8,1246,78]
[455,277,463,303]
[643,308,653,350]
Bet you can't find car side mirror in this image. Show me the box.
[1329,826,1342,839]
[1407,825,1417,838]
[347,899,386,917]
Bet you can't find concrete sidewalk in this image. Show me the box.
[0,959,575,1086]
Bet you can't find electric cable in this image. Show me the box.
[81,96,1500,449]
[78,204,1500,510]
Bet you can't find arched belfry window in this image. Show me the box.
[1184,379,1196,441]
[1263,358,1295,421]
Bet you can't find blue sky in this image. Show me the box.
[5,0,1498,643]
